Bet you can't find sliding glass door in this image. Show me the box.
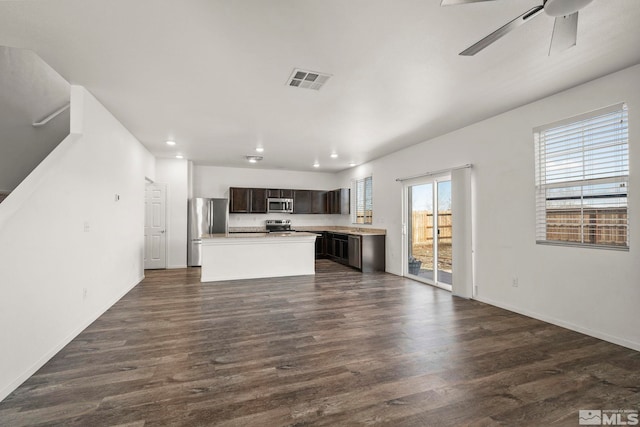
[406,177,452,290]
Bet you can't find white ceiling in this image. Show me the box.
[1,0,639,172]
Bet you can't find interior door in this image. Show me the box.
[144,183,167,269]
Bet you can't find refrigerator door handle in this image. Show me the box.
[207,200,213,234]
[210,199,215,233]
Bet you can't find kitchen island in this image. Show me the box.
[200,232,317,282]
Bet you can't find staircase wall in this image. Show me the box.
[0,86,156,402]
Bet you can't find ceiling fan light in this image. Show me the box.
[543,0,594,17]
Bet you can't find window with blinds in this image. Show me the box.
[534,103,629,249]
[354,176,373,224]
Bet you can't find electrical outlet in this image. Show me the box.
[82,288,88,300]
[512,277,519,287]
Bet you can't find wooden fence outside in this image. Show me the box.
[411,211,451,244]
[546,208,628,246]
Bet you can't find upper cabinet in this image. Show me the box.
[230,187,349,215]
[294,190,329,214]
[229,187,267,213]
[328,188,350,215]
[251,188,267,213]
[267,189,294,198]
[311,190,327,214]
[293,190,311,214]
[230,187,250,212]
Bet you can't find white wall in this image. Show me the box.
[0,86,155,401]
[336,64,640,351]
[155,159,189,268]
[194,165,343,228]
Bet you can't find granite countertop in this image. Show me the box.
[296,226,386,237]
[201,232,319,239]
[227,226,386,237]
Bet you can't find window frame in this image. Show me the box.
[353,176,373,224]
[534,103,629,250]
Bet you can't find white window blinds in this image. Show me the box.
[354,176,373,224]
[534,103,629,249]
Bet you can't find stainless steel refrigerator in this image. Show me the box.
[188,198,229,267]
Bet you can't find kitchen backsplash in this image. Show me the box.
[228,213,339,228]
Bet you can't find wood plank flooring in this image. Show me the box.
[1,260,638,426]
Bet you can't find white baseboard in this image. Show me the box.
[0,275,144,402]
[167,264,187,269]
[474,295,640,352]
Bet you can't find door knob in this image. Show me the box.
[160,230,165,233]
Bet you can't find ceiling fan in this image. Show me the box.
[442,0,595,55]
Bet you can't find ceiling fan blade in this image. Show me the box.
[549,12,578,55]
[460,5,544,56]
[441,0,497,5]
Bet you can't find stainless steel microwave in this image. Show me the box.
[267,198,294,213]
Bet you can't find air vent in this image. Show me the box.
[287,68,331,91]
[246,155,263,164]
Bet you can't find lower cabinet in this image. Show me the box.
[315,233,325,259]
[348,235,361,269]
[317,232,385,272]
[359,234,385,272]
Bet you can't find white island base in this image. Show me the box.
[200,233,317,282]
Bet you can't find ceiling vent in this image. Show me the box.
[287,69,331,91]
[246,155,263,163]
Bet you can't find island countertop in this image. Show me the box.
[201,231,320,239]
[225,226,386,237]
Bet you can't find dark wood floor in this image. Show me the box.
[1,260,638,426]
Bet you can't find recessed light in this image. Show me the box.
[313,162,320,168]
[330,152,338,159]
[349,162,356,167]
[256,147,264,153]
[166,140,176,146]
[175,154,184,159]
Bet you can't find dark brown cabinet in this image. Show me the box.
[293,190,311,214]
[251,188,267,213]
[311,190,327,214]
[327,188,350,214]
[314,232,325,259]
[229,187,266,213]
[266,189,294,198]
[321,231,385,272]
[229,187,250,213]
[231,187,348,214]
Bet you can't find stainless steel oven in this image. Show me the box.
[266,219,294,233]
[267,198,293,213]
